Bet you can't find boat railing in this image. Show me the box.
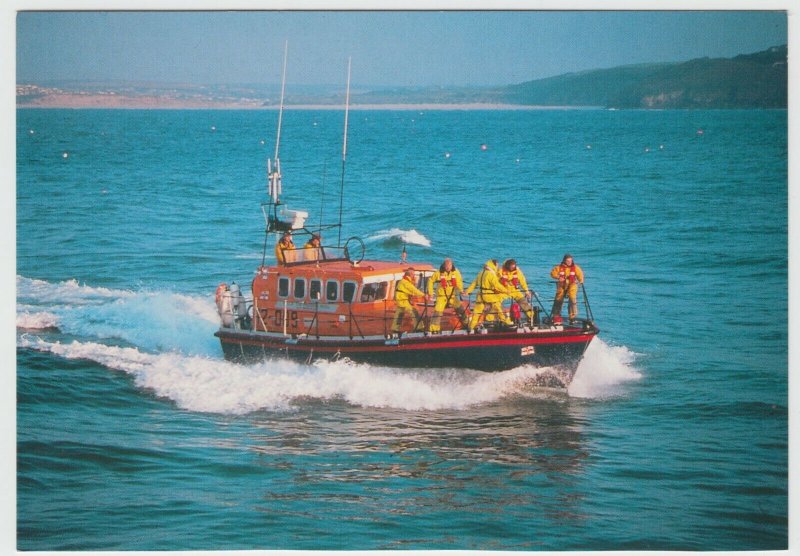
[278,244,350,266]
[240,283,595,336]
[580,283,595,323]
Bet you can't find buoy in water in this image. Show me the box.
[586,144,592,150]
[211,126,216,132]
[480,144,488,151]
[696,129,704,136]
[444,152,451,159]
[62,152,69,158]
[28,129,35,135]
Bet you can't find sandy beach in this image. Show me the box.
[17,92,578,111]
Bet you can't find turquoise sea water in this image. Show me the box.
[16,108,787,550]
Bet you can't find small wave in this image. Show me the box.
[16,311,60,331]
[367,228,432,248]
[568,337,642,398]
[17,275,135,305]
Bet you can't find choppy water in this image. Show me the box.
[16,108,787,550]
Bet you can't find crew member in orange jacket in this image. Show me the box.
[550,254,584,322]
[427,258,468,333]
[391,268,426,336]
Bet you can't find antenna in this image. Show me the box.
[318,160,327,233]
[268,41,288,203]
[337,57,352,247]
[274,40,288,162]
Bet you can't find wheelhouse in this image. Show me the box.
[250,258,439,338]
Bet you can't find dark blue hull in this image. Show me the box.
[216,324,598,387]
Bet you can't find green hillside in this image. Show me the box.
[497,45,787,108]
[609,45,787,108]
[353,45,788,109]
[498,63,673,107]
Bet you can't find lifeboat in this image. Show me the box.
[213,48,599,388]
[215,249,598,381]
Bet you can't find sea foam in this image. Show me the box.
[18,334,640,415]
[16,310,60,331]
[17,275,221,356]
[569,338,642,398]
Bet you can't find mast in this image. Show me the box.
[337,56,352,247]
[268,40,289,204]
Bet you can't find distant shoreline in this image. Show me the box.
[17,99,589,111]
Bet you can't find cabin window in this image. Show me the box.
[294,278,306,299]
[325,280,339,302]
[343,281,358,303]
[360,281,389,302]
[278,277,289,298]
[310,279,322,301]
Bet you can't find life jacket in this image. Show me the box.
[440,275,457,289]
[558,264,578,284]
[215,283,228,306]
[500,273,520,288]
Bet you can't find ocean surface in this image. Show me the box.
[16,108,787,550]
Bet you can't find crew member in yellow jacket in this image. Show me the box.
[464,260,514,332]
[426,258,468,333]
[302,233,322,261]
[500,259,535,324]
[550,253,585,322]
[391,268,426,336]
[275,231,296,265]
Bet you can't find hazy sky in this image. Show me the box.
[16,10,788,87]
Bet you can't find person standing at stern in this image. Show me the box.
[550,254,584,323]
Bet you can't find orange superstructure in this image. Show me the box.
[249,257,470,338]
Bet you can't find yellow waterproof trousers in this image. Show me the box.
[506,290,534,321]
[429,294,468,332]
[468,300,512,331]
[551,283,579,320]
[391,302,422,333]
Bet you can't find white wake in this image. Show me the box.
[17,276,642,414]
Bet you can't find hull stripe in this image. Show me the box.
[216,331,596,353]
